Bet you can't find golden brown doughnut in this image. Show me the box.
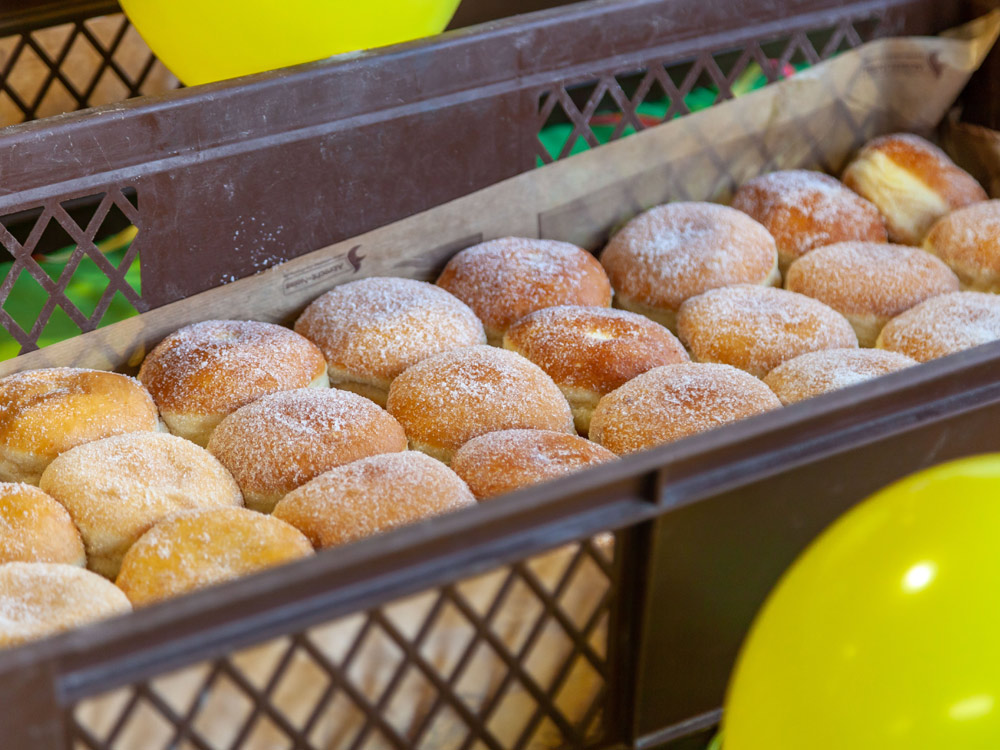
[762,348,917,405]
[207,388,407,513]
[450,429,617,500]
[138,320,329,447]
[0,562,131,647]
[589,363,781,455]
[875,291,1000,362]
[294,277,486,406]
[39,432,243,578]
[784,242,959,347]
[0,483,85,566]
[436,237,612,345]
[676,285,858,377]
[924,200,1000,292]
[502,305,689,434]
[599,202,780,331]
[273,452,475,548]
[730,170,888,271]
[115,507,313,607]
[386,345,574,464]
[842,133,987,245]
[0,368,159,485]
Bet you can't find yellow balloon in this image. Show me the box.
[723,455,1000,750]
[119,0,462,85]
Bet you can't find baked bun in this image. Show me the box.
[451,429,617,500]
[924,200,1000,292]
[677,285,858,377]
[590,363,781,455]
[875,291,1000,362]
[0,483,85,566]
[386,345,574,463]
[503,306,689,434]
[842,133,987,245]
[0,368,159,485]
[730,170,888,271]
[138,320,329,447]
[207,388,407,513]
[599,202,779,331]
[39,432,243,578]
[0,562,131,647]
[436,238,612,345]
[273,452,475,548]
[116,507,313,607]
[763,348,917,405]
[784,242,959,346]
[294,277,486,406]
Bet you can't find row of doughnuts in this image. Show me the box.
[2,131,1000,646]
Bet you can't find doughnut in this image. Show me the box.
[138,320,328,447]
[273,452,475,548]
[115,507,313,607]
[39,432,243,578]
[207,388,407,513]
[676,285,858,377]
[589,363,781,455]
[0,562,131,647]
[924,200,1000,292]
[450,429,617,500]
[502,306,689,434]
[599,202,780,331]
[0,483,85,566]
[763,348,917,405]
[294,277,486,406]
[730,170,888,271]
[0,368,159,485]
[875,291,1000,362]
[436,237,612,345]
[386,345,574,464]
[784,242,959,347]
[841,133,987,245]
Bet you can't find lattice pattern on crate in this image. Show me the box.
[69,538,614,750]
[536,15,884,163]
[0,188,144,360]
[0,14,178,126]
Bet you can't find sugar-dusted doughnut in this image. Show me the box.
[502,306,689,434]
[294,277,486,406]
[0,483,85,566]
[763,348,917,405]
[436,238,612,345]
[138,320,328,446]
[924,200,1000,292]
[875,291,1000,362]
[600,202,779,330]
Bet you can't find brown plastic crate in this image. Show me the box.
[1,1,999,750]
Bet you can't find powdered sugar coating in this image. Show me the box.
[0,367,159,484]
[677,285,858,377]
[924,200,1000,290]
[600,202,778,312]
[451,429,617,500]
[590,363,781,455]
[876,291,1000,362]
[785,242,959,318]
[207,388,407,512]
[763,348,917,405]
[503,306,689,394]
[0,562,130,647]
[0,483,85,566]
[138,320,327,415]
[115,507,312,607]
[273,452,476,548]
[386,345,575,463]
[731,170,887,264]
[39,432,243,578]
[436,238,612,340]
[294,277,486,384]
